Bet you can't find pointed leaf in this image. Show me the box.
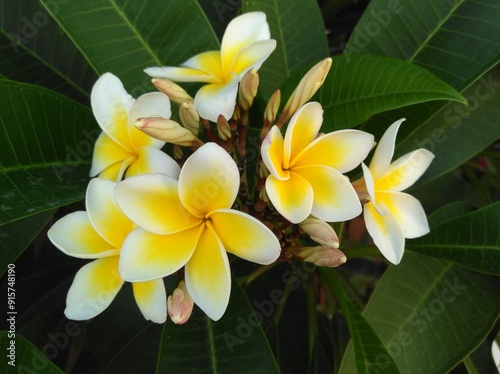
[408,202,500,275]
[157,277,279,373]
[0,0,97,103]
[339,253,500,374]
[40,0,220,93]
[242,0,328,97]
[0,80,98,225]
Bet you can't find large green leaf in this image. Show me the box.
[396,65,500,183]
[0,332,64,373]
[0,0,97,103]
[347,0,500,140]
[338,253,500,374]
[0,209,54,277]
[320,269,400,374]
[41,0,220,94]
[408,202,500,275]
[0,80,97,225]
[242,0,329,98]
[312,55,465,131]
[157,278,279,373]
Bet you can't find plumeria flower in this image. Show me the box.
[144,12,276,122]
[356,119,434,265]
[90,72,180,182]
[114,143,281,321]
[261,102,374,224]
[47,178,167,323]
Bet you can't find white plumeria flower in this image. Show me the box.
[90,72,180,182]
[261,102,374,224]
[144,12,276,122]
[114,143,281,321]
[48,178,167,323]
[359,119,434,265]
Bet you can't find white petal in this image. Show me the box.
[193,79,239,122]
[124,146,181,179]
[369,118,405,179]
[364,203,405,265]
[65,257,124,320]
[132,279,167,323]
[232,39,277,79]
[361,163,386,215]
[144,66,216,83]
[179,142,240,217]
[377,192,430,239]
[261,126,288,180]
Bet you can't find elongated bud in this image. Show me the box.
[172,144,184,160]
[264,89,281,126]
[152,78,193,105]
[167,281,194,325]
[298,246,347,267]
[299,217,339,249]
[238,69,259,111]
[179,101,200,135]
[277,58,332,127]
[135,116,203,147]
[216,115,232,141]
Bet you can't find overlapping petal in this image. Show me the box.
[132,279,167,323]
[124,147,180,179]
[179,143,239,217]
[185,223,231,321]
[369,118,405,179]
[261,126,288,180]
[294,165,361,222]
[193,78,239,121]
[208,209,281,264]
[119,226,202,282]
[65,257,124,320]
[265,172,313,224]
[144,66,217,83]
[115,174,201,234]
[47,211,118,259]
[364,203,405,265]
[86,178,134,248]
[232,40,277,78]
[376,149,434,192]
[182,51,224,81]
[90,133,135,178]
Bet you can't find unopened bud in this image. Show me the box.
[152,78,193,105]
[238,69,259,111]
[216,115,232,141]
[258,162,270,179]
[298,246,346,267]
[264,90,281,126]
[172,144,184,160]
[135,116,203,147]
[179,101,200,135]
[299,217,339,249]
[278,58,332,127]
[167,281,194,325]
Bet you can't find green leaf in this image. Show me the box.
[242,0,329,98]
[338,253,500,374]
[396,65,500,184]
[41,0,220,93]
[157,278,279,373]
[320,269,400,374]
[427,200,473,228]
[408,202,500,275]
[0,0,97,103]
[315,55,465,131]
[0,80,97,225]
[0,209,54,277]
[347,0,500,140]
[0,331,64,373]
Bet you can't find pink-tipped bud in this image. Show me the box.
[179,101,200,135]
[167,281,194,325]
[298,246,347,267]
[152,78,193,105]
[299,217,339,249]
[134,116,203,147]
[216,115,232,141]
[238,69,259,111]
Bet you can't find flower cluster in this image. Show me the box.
[48,12,433,324]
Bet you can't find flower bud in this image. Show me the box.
[264,89,281,125]
[179,101,200,135]
[167,281,194,325]
[152,78,193,105]
[299,217,339,249]
[172,144,184,160]
[298,246,347,267]
[238,69,259,111]
[277,58,332,127]
[216,115,232,141]
[135,116,203,147]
